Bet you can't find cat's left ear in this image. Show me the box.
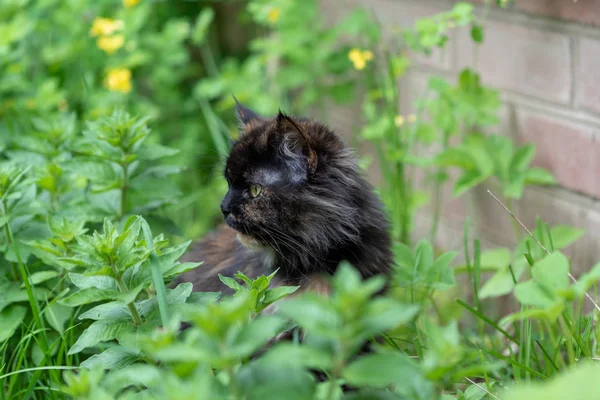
[233,95,262,127]
[277,111,318,175]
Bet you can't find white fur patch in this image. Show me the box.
[236,233,265,250]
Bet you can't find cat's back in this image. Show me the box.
[176,225,267,293]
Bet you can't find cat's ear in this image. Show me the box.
[233,95,262,127]
[277,111,318,175]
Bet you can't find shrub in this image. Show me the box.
[1,1,599,400]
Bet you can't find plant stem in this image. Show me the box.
[120,161,128,219]
[5,222,50,356]
[115,275,142,326]
[199,43,220,78]
[396,161,410,245]
[543,319,566,370]
[326,352,345,400]
[429,130,450,244]
[226,364,241,400]
[559,315,576,365]
[142,220,170,327]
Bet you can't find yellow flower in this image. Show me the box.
[98,35,125,54]
[267,8,281,23]
[394,115,405,127]
[90,18,124,37]
[97,35,125,54]
[348,48,374,71]
[407,114,417,123]
[123,0,141,8]
[105,68,132,93]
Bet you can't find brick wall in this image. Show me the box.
[322,0,600,275]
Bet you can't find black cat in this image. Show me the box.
[176,101,393,296]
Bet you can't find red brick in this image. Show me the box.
[354,0,453,70]
[516,111,600,199]
[456,20,571,104]
[576,37,600,114]
[467,0,600,26]
[398,71,430,114]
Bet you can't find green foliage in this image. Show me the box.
[435,133,555,198]
[500,362,600,400]
[1,1,599,400]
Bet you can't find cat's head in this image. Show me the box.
[220,100,386,269]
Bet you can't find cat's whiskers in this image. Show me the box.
[262,226,329,272]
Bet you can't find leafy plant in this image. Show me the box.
[2,1,599,400]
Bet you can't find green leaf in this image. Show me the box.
[101,364,162,395]
[480,248,511,270]
[229,315,287,358]
[342,391,402,400]
[68,320,134,355]
[532,252,569,291]
[428,251,458,290]
[21,270,59,287]
[69,273,119,291]
[393,241,456,291]
[453,2,474,20]
[434,148,476,170]
[503,173,526,199]
[479,263,525,299]
[393,242,414,268]
[453,170,487,197]
[510,144,535,173]
[80,346,139,370]
[0,305,27,342]
[363,299,419,336]
[137,143,179,161]
[328,81,356,104]
[63,160,120,187]
[137,282,193,318]
[192,7,215,45]
[236,362,317,400]
[259,342,332,370]
[0,281,29,313]
[428,76,451,93]
[343,352,412,387]
[59,287,122,307]
[547,225,584,249]
[500,361,600,400]
[343,351,432,397]
[45,302,73,334]
[219,274,243,292]
[525,167,556,185]
[276,296,341,338]
[163,262,202,279]
[572,262,600,298]
[262,286,300,307]
[514,281,555,308]
[470,23,484,43]
[79,302,131,321]
[422,320,464,377]
[116,284,145,306]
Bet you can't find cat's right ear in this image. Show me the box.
[233,95,262,127]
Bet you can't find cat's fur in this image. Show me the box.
[176,102,393,294]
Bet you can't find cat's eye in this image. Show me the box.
[249,184,262,198]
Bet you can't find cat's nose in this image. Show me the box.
[220,190,233,218]
[220,200,231,218]
[220,204,230,218]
